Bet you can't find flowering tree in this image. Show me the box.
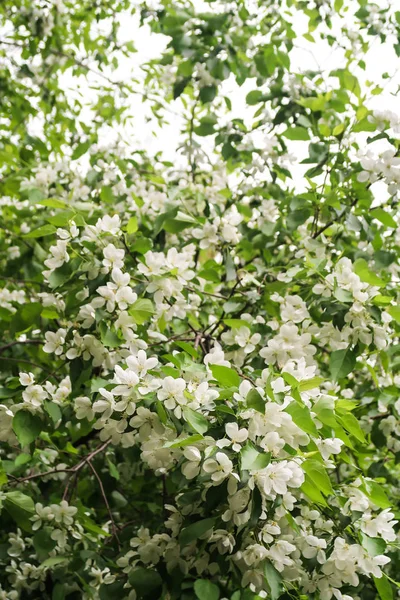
[1,0,400,598]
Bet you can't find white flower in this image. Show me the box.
[302,534,327,563]
[22,385,48,408]
[126,350,158,376]
[268,540,296,572]
[203,452,234,483]
[181,446,201,480]
[52,500,77,526]
[217,422,248,452]
[316,437,344,461]
[93,388,115,419]
[74,396,94,421]
[193,382,219,411]
[97,214,121,234]
[113,365,139,396]
[157,377,186,412]
[19,372,35,386]
[31,503,55,530]
[102,243,125,271]
[44,240,69,271]
[360,509,397,542]
[43,328,67,355]
[234,327,261,354]
[280,295,309,323]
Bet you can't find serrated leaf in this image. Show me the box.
[302,459,334,496]
[329,348,357,380]
[285,401,318,437]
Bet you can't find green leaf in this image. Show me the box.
[223,319,250,329]
[362,479,391,509]
[126,216,138,233]
[52,582,66,600]
[99,323,121,348]
[107,458,120,480]
[264,561,283,600]
[199,85,217,103]
[173,77,191,99]
[371,208,396,229]
[194,116,217,136]
[194,580,220,600]
[165,434,204,448]
[329,348,357,380]
[71,140,91,160]
[182,407,209,434]
[179,517,215,547]
[282,126,310,141]
[302,459,334,496]
[13,411,42,446]
[301,476,328,506]
[28,188,45,203]
[246,90,265,105]
[287,209,311,230]
[33,528,57,557]
[44,401,62,424]
[388,306,400,324]
[128,298,154,324]
[99,581,125,600]
[174,341,198,359]
[285,401,318,437]
[24,224,57,238]
[4,491,35,531]
[354,258,386,287]
[337,411,366,443]
[298,377,324,392]
[246,388,265,413]
[210,365,240,387]
[128,568,162,596]
[5,491,34,513]
[240,442,271,471]
[42,556,69,568]
[360,532,386,557]
[374,575,394,600]
[313,397,337,428]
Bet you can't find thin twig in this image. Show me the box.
[9,440,112,485]
[87,460,121,549]
[0,340,43,354]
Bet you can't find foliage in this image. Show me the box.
[0,0,400,599]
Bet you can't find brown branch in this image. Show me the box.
[0,340,43,355]
[9,440,112,485]
[87,460,121,549]
[0,356,56,378]
[312,197,359,239]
